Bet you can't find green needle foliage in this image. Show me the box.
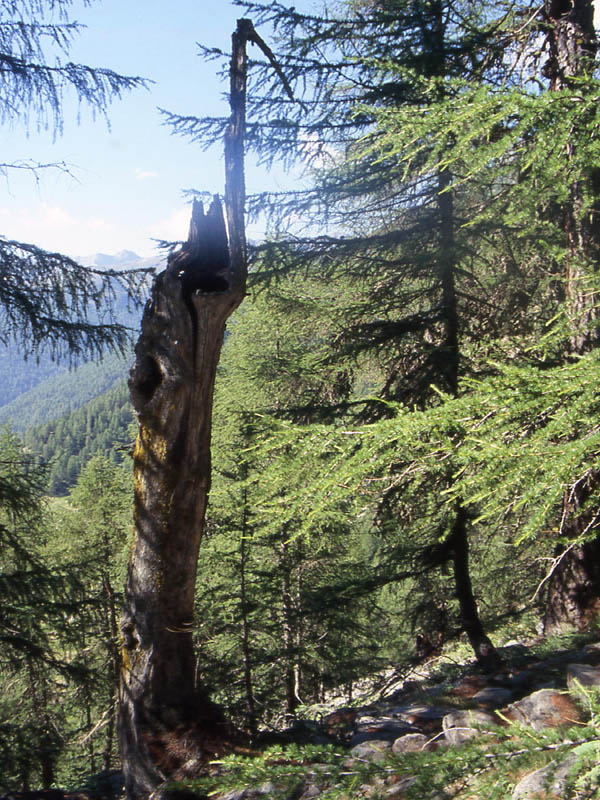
[179,0,599,653]
[201,283,393,728]
[254,350,600,550]
[0,428,88,790]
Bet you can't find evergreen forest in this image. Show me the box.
[2,0,600,798]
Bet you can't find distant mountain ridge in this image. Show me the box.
[77,250,162,271]
[0,250,155,434]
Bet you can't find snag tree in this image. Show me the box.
[119,19,293,799]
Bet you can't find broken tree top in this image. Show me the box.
[168,197,231,294]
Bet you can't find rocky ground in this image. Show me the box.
[3,636,600,800]
[217,636,600,799]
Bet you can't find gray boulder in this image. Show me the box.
[349,716,415,746]
[567,663,600,695]
[511,743,600,800]
[473,686,513,708]
[392,733,431,754]
[349,739,392,763]
[504,688,583,731]
[442,710,497,745]
[218,782,280,800]
[512,755,577,798]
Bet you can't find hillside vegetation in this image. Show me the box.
[0,351,130,434]
[2,0,600,797]
[23,380,133,494]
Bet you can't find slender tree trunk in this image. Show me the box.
[542,0,600,633]
[101,565,119,771]
[280,531,298,720]
[294,561,303,705]
[239,485,257,736]
[449,506,501,671]
[438,164,500,671]
[26,657,57,789]
[75,621,96,774]
[438,167,459,396]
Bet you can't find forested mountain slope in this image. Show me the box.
[22,380,133,493]
[0,251,155,432]
[0,345,71,409]
[0,350,131,433]
[0,252,154,491]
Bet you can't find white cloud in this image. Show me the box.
[152,205,191,243]
[0,199,264,263]
[134,168,159,180]
[0,201,157,258]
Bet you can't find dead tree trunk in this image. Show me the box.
[119,197,246,799]
[119,20,252,799]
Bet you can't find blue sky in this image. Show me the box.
[0,0,314,259]
[5,0,597,261]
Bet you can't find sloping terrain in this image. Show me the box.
[2,635,599,800]
[0,351,131,433]
[0,251,156,433]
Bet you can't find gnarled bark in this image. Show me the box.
[119,197,245,799]
[118,19,300,797]
[118,18,257,798]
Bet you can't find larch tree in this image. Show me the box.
[175,0,543,670]
[202,275,382,727]
[540,0,600,633]
[266,0,600,641]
